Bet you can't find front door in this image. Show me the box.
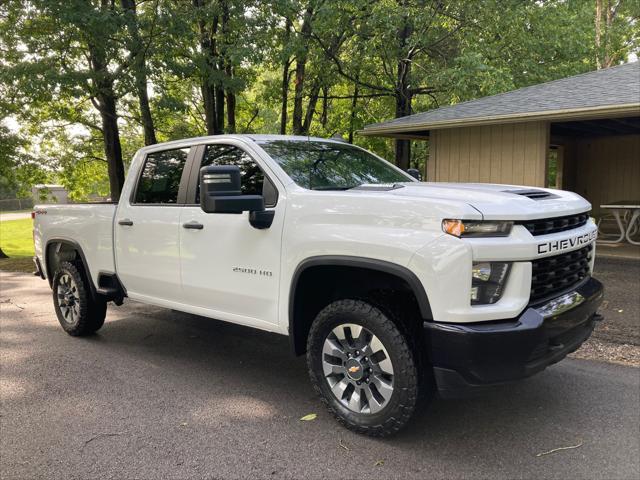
[179,141,284,329]
[115,146,191,304]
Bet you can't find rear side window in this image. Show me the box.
[135,148,189,204]
[197,144,277,206]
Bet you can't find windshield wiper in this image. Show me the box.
[309,185,360,191]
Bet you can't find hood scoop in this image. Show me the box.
[504,188,559,200]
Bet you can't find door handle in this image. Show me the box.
[118,218,133,226]
[183,221,204,230]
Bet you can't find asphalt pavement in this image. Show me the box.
[1,272,639,480]
[592,255,640,345]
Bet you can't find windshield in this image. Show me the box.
[258,140,411,190]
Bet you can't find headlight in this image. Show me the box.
[442,219,513,238]
[470,262,511,305]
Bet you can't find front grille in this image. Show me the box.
[530,245,593,304]
[519,212,590,236]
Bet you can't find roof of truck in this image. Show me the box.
[137,134,348,153]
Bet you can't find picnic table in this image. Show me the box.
[599,202,640,245]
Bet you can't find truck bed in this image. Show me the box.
[33,203,117,285]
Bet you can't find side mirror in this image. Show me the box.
[200,165,264,214]
[407,168,421,181]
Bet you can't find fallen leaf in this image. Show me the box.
[536,442,583,457]
[299,413,317,421]
[374,460,384,467]
[179,422,188,427]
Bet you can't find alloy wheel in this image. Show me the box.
[322,323,394,414]
[56,273,80,324]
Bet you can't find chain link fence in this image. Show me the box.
[0,198,34,212]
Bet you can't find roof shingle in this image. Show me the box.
[363,62,640,134]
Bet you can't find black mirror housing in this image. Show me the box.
[200,165,265,214]
[407,168,421,181]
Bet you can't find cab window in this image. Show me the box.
[135,148,189,204]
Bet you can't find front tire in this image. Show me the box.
[306,299,421,437]
[52,261,106,336]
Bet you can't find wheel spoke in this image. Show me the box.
[371,376,394,402]
[369,335,394,375]
[362,384,384,413]
[331,378,350,398]
[347,387,362,412]
[322,336,348,376]
[331,323,362,350]
[322,338,347,362]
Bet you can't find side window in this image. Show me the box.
[135,148,189,204]
[197,144,277,206]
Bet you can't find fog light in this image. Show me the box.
[471,262,511,305]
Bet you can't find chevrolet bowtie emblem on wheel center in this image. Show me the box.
[348,365,360,373]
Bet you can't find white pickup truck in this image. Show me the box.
[33,134,604,436]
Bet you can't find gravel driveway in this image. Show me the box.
[1,272,639,480]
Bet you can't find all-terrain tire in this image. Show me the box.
[306,299,421,437]
[52,261,107,336]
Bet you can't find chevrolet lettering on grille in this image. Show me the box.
[537,230,597,255]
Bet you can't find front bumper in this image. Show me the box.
[424,276,604,398]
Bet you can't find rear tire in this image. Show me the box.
[306,299,421,437]
[52,261,106,336]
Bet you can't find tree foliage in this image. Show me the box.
[1,0,638,199]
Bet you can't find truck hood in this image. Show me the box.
[384,182,592,220]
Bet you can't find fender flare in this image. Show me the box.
[44,238,98,298]
[288,255,433,352]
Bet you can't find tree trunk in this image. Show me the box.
[98,92,126,201]
[280,60,291,134]
[348,81,359,144]
[595,0,603,69]
[320,86,328,128]
[279,18,292,135]
[394,68,412,170]
[220,1,235,133]
[292,7,313,135]
[215,83,225,133]
[292,57,307,135]
[226,82,236,133]
[121,0,157,145]
[194,0,222,134]
[394,8,412,170]
[88,11,125,200]
[595,0,621,69]
[201,83,217,134]
[302,81,322,134]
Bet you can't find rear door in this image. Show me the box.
[178,140,285,328]
[115,146,192,303]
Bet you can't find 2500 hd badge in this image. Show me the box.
[537,230,597,254]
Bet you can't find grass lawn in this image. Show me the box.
[0,218,35,273]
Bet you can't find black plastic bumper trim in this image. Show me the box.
[424,276,604,398]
